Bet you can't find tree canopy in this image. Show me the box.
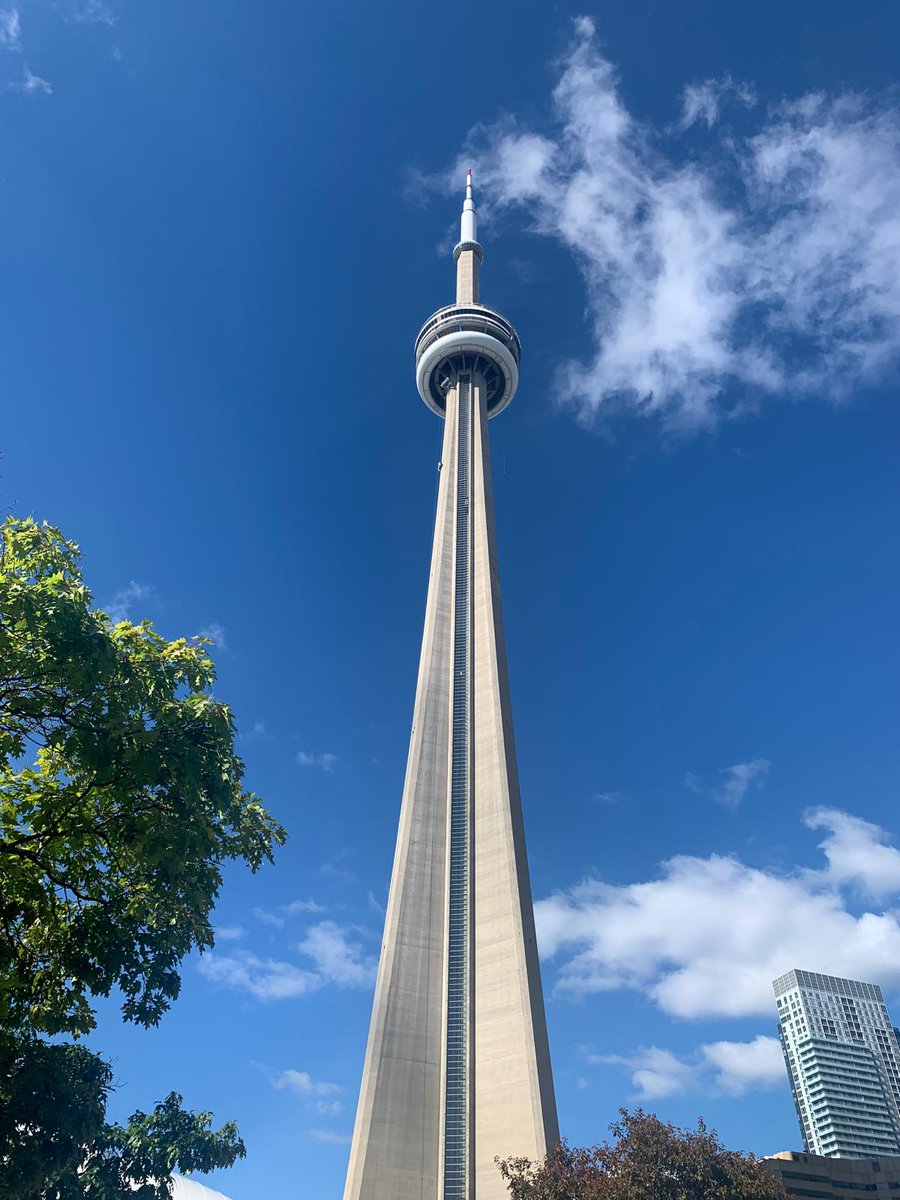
[498,1109,786,1200]
[0,517,287,1197]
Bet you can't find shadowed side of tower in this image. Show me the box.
[469,378,558,1196]
[344,173,558,1200]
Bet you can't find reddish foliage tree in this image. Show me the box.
[498,1109,786,1200]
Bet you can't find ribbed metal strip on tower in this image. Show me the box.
[444,372,471,1200]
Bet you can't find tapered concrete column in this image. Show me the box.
[456,249,480,305]
[344,172,557,1200]
[343,394,459,1200]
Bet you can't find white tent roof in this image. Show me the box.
[170,1175,234,1200]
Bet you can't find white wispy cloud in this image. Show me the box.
[807,807,900,899]
[254,1064,344,1118]
[297,750,337,772]
[0,10,53,98]
[298,920,376,988]
[314,1099,343,1116]
[197,951,320,1001]
[591,1035,784,1100]
[10,67,52,94]
[198,919,375,1001]
[104,580,150,623]
[536,807,900,1019]
[592,1046,695,1100]
[22,68,50,93]
[252,898,327,928]
[593,791,623,805]
[680,75,756,129]
[686,757,771,809]
[252,907,287,930]
[285,898,328,915]
[701,1034,786,1096]
[307,1129,351,1145]
[214,925,245,942]
[239,719,272,743]
[273,1068,342,1099]
[319,848,357,886]
[197,622,227,650]
[451,17,900,430]
[0,8,20,48]
[65,0,117,25]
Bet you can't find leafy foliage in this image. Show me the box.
[0,1029,243,1199]
[497,1109,786,1200]
[0,1030,110,1196]
[0,517,287,1196]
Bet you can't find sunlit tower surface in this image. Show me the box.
[343,174,559,1200]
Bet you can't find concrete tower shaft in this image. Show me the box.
[344,176,558,1200]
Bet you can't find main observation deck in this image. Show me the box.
[414,303,521,419]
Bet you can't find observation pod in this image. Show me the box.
[414,300,521,419]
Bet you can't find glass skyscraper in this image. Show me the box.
[774,969,900,1158]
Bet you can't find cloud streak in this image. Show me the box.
[536,808,900,1019]
[12,66,51,94]
[0,9,53,96]
[252,898,327,929]
[686,757,771,809]
[197,622,227,650]
[65,0,117,25]
[214,925,245,942]
[0,8,20,48]
[591,1035,785,1099]
[679,76,756,130]
[297,750,337,772]
[239,720,272,743]
[103,580,151,624]
[273,1068,341,1101]
[457,17,900,430]
[592,1046,695,1100]
[197,951,320,1001]
[198,919,375,1001]
[807,807,900,900]
[307,1129,351,1145]
[255,1065,345,1119]
[702,1035,786,1096]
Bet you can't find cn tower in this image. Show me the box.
[344,173,558,1200]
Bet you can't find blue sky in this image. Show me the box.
[4,1,900,1195]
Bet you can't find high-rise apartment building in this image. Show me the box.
[343,175,558,1200]
[774,969,900,1158]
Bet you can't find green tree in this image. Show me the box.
[497,1109,786,1200]
[0,517,286,1198]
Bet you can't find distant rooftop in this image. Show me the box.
[773,969,885,1002]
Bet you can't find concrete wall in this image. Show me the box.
[343,370,558,1200]
[456,249,480,305]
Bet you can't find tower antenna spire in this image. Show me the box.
[454,167,484,305]
[461,167,477,245]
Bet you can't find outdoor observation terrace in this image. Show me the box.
[414,304,522,418]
